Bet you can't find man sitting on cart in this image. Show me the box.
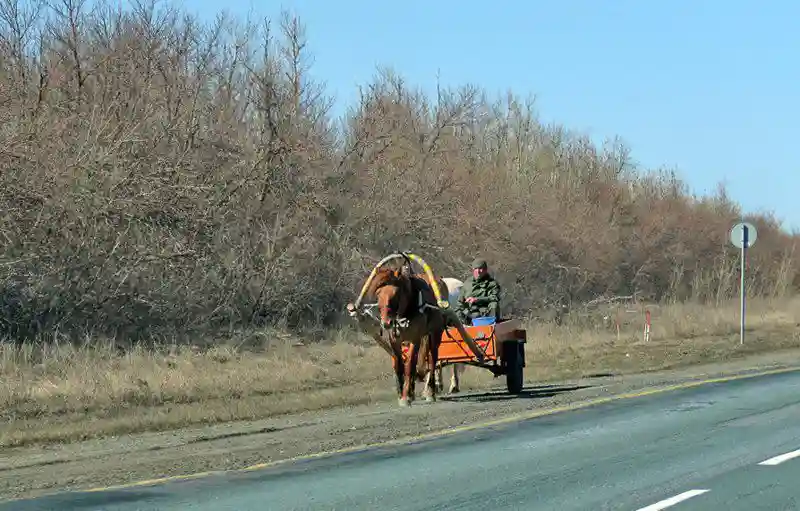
[454,258,501,325]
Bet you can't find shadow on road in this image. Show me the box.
[1,488,165,511]
[440,384,593,403]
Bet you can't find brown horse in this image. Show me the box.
[365,266,448,406]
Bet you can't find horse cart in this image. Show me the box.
[434,318,526,394]
[347,251,528,404]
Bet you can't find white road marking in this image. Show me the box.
[758,448,800,466]
[636,489,710,511]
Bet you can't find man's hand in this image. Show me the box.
[465,297,478,304]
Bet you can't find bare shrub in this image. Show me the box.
[1,2,797,343]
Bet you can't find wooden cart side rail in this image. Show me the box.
[439,324,497,362]
[437,320,527,363]
[442,319,523,341]
[491,319,523,338]
[437,337,476,361]
[441,309,487,362]
[439,339,497,362]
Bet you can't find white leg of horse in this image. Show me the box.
[423,368,439,400]
[449,363,461,394]
[440,277,465,395]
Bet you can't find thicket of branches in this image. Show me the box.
[2,0,798,342]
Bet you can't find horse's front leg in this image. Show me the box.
[391,345,404,402]
[409,342,421,402]
[400,342,417,407]
[423,330,441,402]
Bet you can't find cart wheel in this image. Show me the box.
[503,341,524,394]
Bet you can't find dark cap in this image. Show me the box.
[471,258,487,269]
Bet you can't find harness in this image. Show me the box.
[366,255,443,342]
[347,251,487,364]
[393,279,433,328]
[384,256,435,328]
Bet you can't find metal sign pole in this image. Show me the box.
[729,221,756,346]
[739,225,747,345]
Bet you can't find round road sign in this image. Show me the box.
[730,222,757,249]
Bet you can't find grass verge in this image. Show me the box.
[2,296,800,448]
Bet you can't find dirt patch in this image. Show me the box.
[3,349,800,502]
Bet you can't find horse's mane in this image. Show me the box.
[367,267,451,302]
[367,267,413,297]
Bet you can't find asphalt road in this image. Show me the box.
[4,370,800,511]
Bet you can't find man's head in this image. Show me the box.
[471,258,489,280]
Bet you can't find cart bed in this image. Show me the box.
[439,318,525,363]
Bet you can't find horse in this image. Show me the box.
[363,266,449,407]
[388,275,466,396]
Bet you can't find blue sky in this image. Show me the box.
[181,0,798,232]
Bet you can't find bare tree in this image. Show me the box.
[0,3,797,344]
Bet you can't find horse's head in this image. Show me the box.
[370,268,413,329]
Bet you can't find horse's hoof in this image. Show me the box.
[449,387,460,394]
[398,398,410,407]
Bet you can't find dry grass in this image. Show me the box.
[521,295,800,378]
[3,296,800,448]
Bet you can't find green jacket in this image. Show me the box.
[456,275,501,318]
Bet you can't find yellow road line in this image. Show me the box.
[8,365,800,500]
